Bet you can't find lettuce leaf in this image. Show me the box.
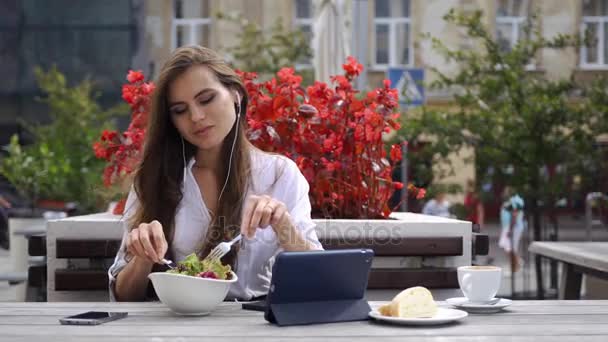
[201,258,231,280]
[167,253,231,279]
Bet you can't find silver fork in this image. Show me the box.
[161,258,177,269]
[204,234,243,261]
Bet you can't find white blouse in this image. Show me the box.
[108,149,323,301]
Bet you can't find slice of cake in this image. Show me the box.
[378,286,438,318]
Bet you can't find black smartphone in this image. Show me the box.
[241,300,267,312]
[59,311,128,325]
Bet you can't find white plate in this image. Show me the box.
[445,297,512,313]
[369,308,468,326]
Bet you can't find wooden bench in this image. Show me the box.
[48,234,488,293]
[529,241,608,299]
[0,222,46,301]
[46,212,487,301]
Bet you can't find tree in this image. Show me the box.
[400,9,604,298]
[579,77,608,195]
[216,12,313,84]
[0,67,124,213]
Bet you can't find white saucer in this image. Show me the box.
[369,308,468,326]
[445,297,512,313]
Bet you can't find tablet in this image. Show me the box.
[264,249,374,325]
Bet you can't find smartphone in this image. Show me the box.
[59,311,128,325]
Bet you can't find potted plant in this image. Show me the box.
[0,67,122,216]
[240,57,425,218]
[95,61,424,217]
[0,67,123,301]
[93,70,154,214]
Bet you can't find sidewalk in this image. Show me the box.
[482,216,608,299]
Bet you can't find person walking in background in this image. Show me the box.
[0,195,10,210]
[0,194,11,249]
[422,191,451,218]
[464,179,485,230]
[498,187,525,272]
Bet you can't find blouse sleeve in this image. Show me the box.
[107,189,139,301]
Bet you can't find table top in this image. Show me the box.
[529,242,608,273]
[1,301,608,341]
[12,225,46,237]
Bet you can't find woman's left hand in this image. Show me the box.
[241,195,293,239]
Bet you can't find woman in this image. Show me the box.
[464,179,484,229]
[108,46,323,302]
[498,187,525,272]
[422,192,451,218]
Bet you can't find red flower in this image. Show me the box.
[390,144,402,162]
[416,188,427,199]
[112,197,127,215]
[127,70,144,83]
[101,130,118,142]
[343,56,363,77]
[141,82,155,95]
[94,70,153,192]
[93,142,107,160]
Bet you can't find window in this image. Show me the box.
[294,0,313,68]
[373,0,412,69]
[172,0,211,50]
[580,0,608,68]
[496,0,531,53]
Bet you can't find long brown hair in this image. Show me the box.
[130,45,252,269]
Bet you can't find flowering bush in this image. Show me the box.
[241,57,424,219]
[94,60,424,218]
[93,70,154,213]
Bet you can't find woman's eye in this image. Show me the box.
[199,95,215,105]
[171,107,186,115]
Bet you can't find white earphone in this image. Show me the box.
[216,91,241,205]
[181,91,242,209]
[235,92,241,117]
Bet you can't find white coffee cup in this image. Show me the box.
[457,265,502,303]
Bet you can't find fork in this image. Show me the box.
[161,258,177,269]
[204,234,243,261]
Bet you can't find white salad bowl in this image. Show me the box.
[148,271,238,315]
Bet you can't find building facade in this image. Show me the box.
[1,0,606,203]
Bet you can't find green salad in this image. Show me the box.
[167,253,232,280]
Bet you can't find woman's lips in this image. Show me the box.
[193,126,213,137]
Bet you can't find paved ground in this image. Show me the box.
[482,215,608,299]
[1,215,606,302]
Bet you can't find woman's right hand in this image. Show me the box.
[126,220,168,263]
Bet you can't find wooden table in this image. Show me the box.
[1,301,608,341]
[529,242,608,299]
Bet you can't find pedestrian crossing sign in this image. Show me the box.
[387,68,425,107]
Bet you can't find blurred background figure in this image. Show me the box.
[464,179,485,230]
[498,186,525,272]
[0,194,11,249]
[422,191,451,218]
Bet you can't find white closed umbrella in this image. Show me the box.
[312,0,351,84]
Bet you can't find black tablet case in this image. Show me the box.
[264,249,374,326]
